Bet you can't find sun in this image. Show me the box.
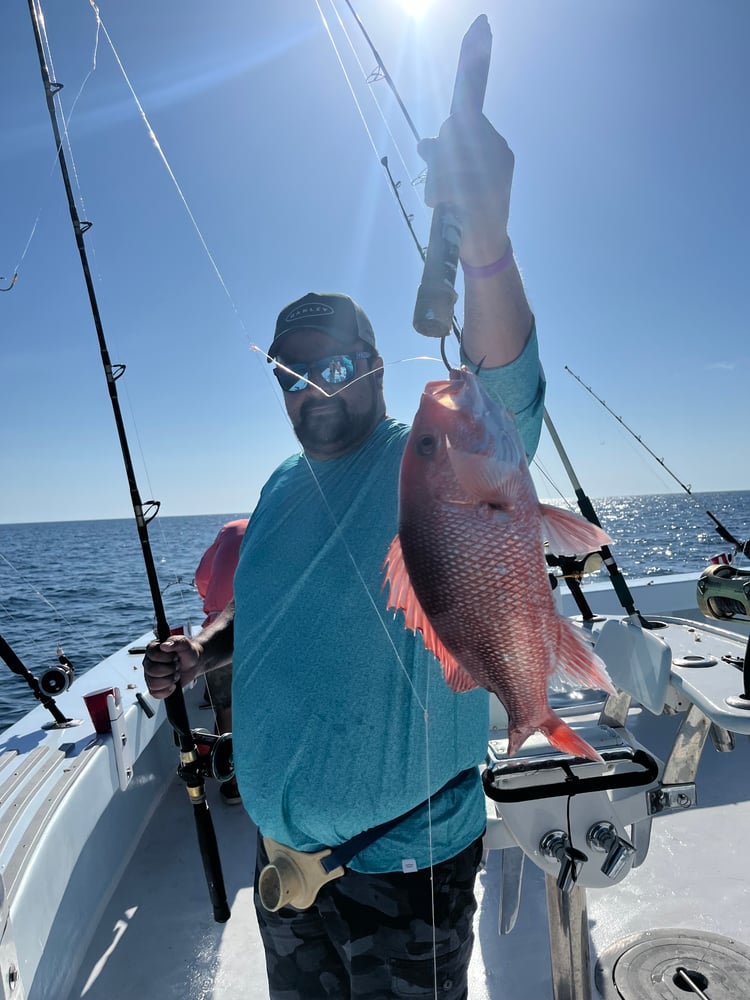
[394,0,433,18]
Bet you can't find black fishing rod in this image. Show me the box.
[26,0,229,922]
[339,2,651,624]
[566,365,750,557]
[340,0,421,143]
[0,633,79,728]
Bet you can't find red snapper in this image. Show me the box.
[383,368,614,761]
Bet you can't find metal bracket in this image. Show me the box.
[648,782,697,816]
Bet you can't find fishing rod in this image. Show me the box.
[338,1,652,623]
[380,155,456,371]
[335,0,465,357]
[0,633,79,729]
[26,0,229,922]
[342,3,491,342]
[566,365,749,556]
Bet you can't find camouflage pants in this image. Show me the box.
[254,831,482,999]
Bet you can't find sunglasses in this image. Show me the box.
[273,353,373,393]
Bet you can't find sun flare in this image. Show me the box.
[395,0,433,19]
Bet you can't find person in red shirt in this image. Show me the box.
[194,518,248,803]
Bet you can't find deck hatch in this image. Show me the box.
[595,928,750,999]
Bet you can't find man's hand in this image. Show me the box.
[418,112,514,268]
[143,635,202,699]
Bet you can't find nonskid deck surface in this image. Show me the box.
[66,774,266,1000]
[67,697,750,1000]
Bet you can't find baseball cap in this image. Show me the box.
[268,292,377,360]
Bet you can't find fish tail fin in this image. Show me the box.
[541,713,604,762]
[506,714,603,762]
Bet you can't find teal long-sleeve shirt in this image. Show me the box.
[232,329,545,872]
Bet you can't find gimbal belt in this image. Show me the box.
[258,767,475,911]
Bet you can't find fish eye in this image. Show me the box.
[416,435,435,456]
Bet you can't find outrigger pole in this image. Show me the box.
[26,0,229,922]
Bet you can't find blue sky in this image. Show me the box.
[1,0,748,524]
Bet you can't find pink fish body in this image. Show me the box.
[384,368,614,761]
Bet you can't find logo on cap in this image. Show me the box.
[285,303,335,324]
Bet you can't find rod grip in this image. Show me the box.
[192,796,232,922]
[412,203,461,338]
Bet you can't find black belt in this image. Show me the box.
[321,768,475,873]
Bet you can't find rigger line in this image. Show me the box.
[26,0,229,922]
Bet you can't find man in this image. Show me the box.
[144,111,544,998]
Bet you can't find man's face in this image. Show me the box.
[276,330,385,460]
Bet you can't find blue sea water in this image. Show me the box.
[0,512,245,732]
[1,492,749,733]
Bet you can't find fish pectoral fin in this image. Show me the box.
[447,446,525,506]
[551,618,616,694]
[539,503,613,556]
[382,535,478,693]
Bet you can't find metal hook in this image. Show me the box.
[0,274,18,292]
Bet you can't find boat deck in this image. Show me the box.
[66,698,750,1000]
[65,771,266,1000]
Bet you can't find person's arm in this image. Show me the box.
[418,112,543,455]
[418,112,533,367]
[143,599,235,699]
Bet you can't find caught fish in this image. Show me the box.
[383,368,614,761]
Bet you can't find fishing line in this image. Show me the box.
[3,2,101,284]
[566,365,748,559]
[255,343,446,986]
[320,0,426,194]
[250,344,443,397]
[531,457,578,511]
[251,351,433,709]
[0,551,107,660]
[86,1,251,346]
[313,8,474,985]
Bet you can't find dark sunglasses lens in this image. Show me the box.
[274,355,362,393]
[274,364,308,392]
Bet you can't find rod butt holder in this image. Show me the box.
[258,838,344,911]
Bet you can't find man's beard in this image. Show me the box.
[293,392,379,457]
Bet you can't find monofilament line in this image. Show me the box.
[89,1,252,346]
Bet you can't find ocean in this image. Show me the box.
[1,492,748,733]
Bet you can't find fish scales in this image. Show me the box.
[384,368,614,760]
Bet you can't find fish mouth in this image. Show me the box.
[422,368,475,413]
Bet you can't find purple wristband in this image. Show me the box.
[461,242,513,279]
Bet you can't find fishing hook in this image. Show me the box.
[0,274,18,291]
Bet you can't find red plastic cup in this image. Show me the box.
[83,687,119,734]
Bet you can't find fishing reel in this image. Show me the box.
[697,564,750,622]
[192,727,235,782]
[39,651,75,696]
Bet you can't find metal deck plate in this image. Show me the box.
[595,928,750,999]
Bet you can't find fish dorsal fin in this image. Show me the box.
[382,534,479,693]
[539,504,612,556]
[549,617,616,694]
